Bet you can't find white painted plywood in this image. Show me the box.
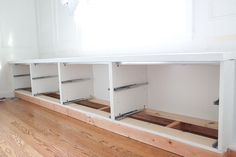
[30,63,59,95]
[31,77,59,95]
[13,76,31,90]
[218,60,236,151]
[112,64,148,117]
[12,64,30,75]
[59,63,110,103]
[92,65,110,101]
[60,63,93,81]
[147,64,220,121]
[61,80,93,103]
[12,64,31,90]
[59,63,93,103]
[31,63,58,78]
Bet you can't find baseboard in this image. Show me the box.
[0,91,14,98]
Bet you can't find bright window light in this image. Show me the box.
[61,0,69,5]
[61,0,79,15]
[74,0,192,52]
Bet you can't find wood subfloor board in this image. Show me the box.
[0,99,181,157]
[15,92,224,157]
[43,93,60,99]
[74,100,108,109]
[130,111,174,126]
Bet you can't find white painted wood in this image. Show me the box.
[60,63,93,81]
[112,64,148,87]
[147,64,220,121]
[30,63,58,78]
[111,63,220,121]
[31,77,59,96]
[8,54,236,152]
[30,63,59,95]
[61,80,93,103]
[111,63,148,117]
[29,64,34,96]
[9,52,231,64]
[12,64,31,90]
[13,77,31,90]
[12,64,30,75]
[218,60,236,151]
[109,63,115,119]
[59,63,93,103]
[113,86,148,117]
[92,65,110,101]
[59,63,110,104]
[58,63,63,104]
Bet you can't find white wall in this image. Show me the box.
[0,0,39,97]
[35,0,236,58]
[36,0,79,58]
[92,65,110,101]
[192,0,236,52]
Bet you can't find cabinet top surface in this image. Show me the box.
[9,52,236,64]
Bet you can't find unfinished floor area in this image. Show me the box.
[0,99,180,157]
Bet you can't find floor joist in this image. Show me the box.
[15,90,224,157]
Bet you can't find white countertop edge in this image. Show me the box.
[8,52,235,64]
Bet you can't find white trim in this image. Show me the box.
[0,91,14,98]
[218,60,236,151]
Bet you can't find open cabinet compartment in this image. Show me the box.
[59,62,111,116]
[30,63,60,100]
[12,64,32,93]
[111,62,220,149]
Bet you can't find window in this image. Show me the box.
[74,0,193,53]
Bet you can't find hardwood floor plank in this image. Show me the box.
[0,122,43,157]
[0,99,181,157]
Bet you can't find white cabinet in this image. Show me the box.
[9,53,236,154]
[59,63,110,103]
[11,64,31,91]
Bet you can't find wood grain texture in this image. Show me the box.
[0,99,180,157]
[129,110,218,139]
[43,93,60,99]
[172,122,218,139]
[15,90,223,157]
[129,111,174,126]
[74,100,108,110]
[227,149,236,157]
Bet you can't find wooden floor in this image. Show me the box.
[0,99,181,157]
